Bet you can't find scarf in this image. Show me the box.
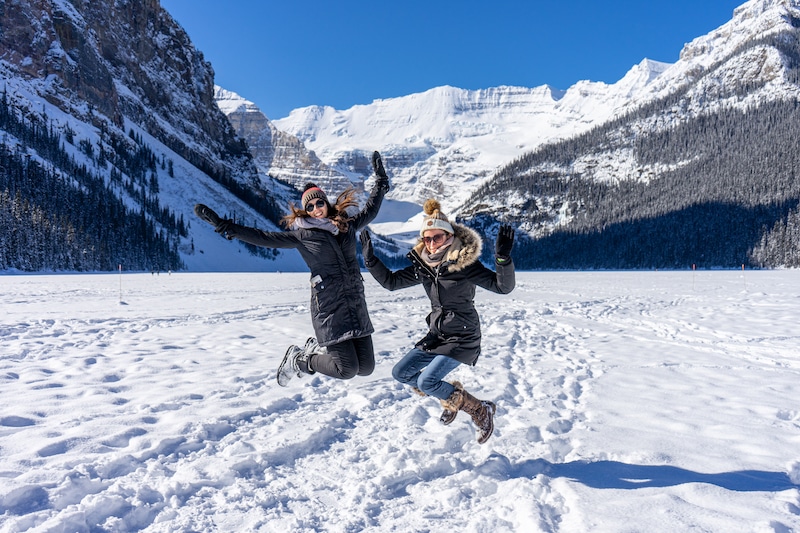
[292,216,340,235]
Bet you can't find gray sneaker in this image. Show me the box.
[303,337,323,356]
[277,345,304,387]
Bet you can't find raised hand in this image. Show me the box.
[194,204,236,240]
[372,151,387,178]
[495,224,515,259]
[372,151,390,192]
[360,229,376,266]
[194,204,221,226]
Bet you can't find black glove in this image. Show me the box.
[360,229,376,266]
[372,151,387,178]
[495,224,515,261]
[194,203,236,240]
[372,151,390,192]
[194,203,221,226]
[215,219,236,240]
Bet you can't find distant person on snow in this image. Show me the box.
[194,151,390,386]
[360,200,515,444]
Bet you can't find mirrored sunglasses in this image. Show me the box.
[305,199,326,212]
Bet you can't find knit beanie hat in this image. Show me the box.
[420,199,454,236]
[301,183,329,209]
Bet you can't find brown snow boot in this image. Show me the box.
[446,383,496,444]
[439,381,463,426]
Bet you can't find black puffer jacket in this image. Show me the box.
[366,223,515,365]
[228,184,386,347]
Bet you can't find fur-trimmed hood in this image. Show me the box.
[412,222,483,272]
[366,219,514,367]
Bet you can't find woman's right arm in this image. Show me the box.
[228,224,301,249]
[361,230,419,290]
[365,257,420,291]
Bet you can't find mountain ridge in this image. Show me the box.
[458,0,800,268]
[267,59,671,212]
[0,0,294,272]
[3,0,799,271]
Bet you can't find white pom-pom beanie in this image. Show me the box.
[420,199,454,236]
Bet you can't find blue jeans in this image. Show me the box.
[392,348,461,400]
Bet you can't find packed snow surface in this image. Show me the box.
[1,271,799,532]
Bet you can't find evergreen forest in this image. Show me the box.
[466,28,800,270]
[0,91,185,272]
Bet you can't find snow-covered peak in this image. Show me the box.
[277,84,581,153]
[619,59,672,92]
[271,64,668,215]
[214,86,257,115]
[621,0,800,111]
[680,0,798,63]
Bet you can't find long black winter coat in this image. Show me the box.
[228,184,386,347]
[366,223,515,365]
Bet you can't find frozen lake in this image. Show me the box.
[1,270,799,532]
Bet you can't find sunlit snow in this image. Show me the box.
[1,270,799,531]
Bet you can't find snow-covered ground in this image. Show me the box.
[1,270,799,532]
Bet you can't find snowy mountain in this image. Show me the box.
[0,0,294,273]
[218,1,799,254]
[222,0,800,268]
[268,61,670,213]
[636,0,800,108]
[214,87,358,196]
[459,0,800,269]
[216,59,671,251]
[3,0,799,272]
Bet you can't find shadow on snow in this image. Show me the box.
[477,454,798,492]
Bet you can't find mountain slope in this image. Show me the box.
[0,0,298,272]
[270,62,670,214]
[215,87,358,203]
[460,0,800,268]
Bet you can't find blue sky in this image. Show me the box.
[160,1,745,120]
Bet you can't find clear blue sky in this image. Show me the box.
[160,1,745,120]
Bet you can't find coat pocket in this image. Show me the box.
[440,310,471,337]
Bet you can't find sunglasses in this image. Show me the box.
[305,199,326,212]
[422,233,447,245]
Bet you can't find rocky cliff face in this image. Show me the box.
[0,0,287,272]
[618,0,800,116]
[215,88,357,200]
[1,0,258,189]
[2,0,118,117]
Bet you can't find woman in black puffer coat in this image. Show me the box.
[195,152,389,385]
[360,199,515,444]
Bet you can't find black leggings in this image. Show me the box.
[309,336,375,380]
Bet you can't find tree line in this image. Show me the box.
[462,27,800,269]
[0,90,184,271]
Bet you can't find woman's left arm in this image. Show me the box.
[472,224,516,294]
[351,180,389,231]
[470,259,516,294]
[351,152,390,230]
